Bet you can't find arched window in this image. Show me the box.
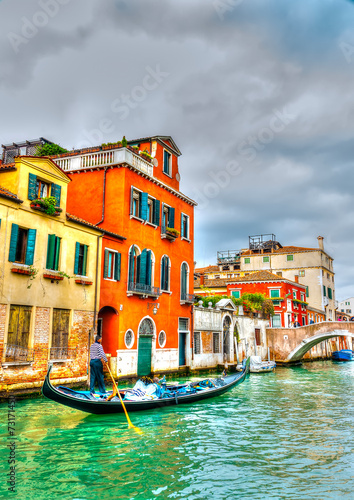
[161,255,170,291]
[139,318,154,336]
[181,262,188,300]
[128,246,153,292]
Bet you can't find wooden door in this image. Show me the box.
[137,336,152,376]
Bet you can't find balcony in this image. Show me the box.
[50,347,77,361]
[4,344,34,364]
[53,147,154,177]
[127,282,160,298]
[181,293,195,305]
[161,225,180,241]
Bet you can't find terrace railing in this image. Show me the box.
[54,148,154,177]
[49,347,77,361]
[128,282,160,297]
[181,293,195,304]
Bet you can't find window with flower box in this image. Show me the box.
[8,224,36,265]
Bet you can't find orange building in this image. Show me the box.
[56,136,196,377]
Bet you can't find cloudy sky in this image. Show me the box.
[1,0,354,299]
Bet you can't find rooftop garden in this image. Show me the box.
[195,292,275,318]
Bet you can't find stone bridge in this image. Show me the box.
[266,322,354,364]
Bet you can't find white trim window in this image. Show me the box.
[103,248,121,281]
[181,213,190,240]
[124,329,134,348]
[272,314,281,327]
[163,149,172,176]
[158,330,166,348]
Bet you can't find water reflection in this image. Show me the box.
[1,361,353,499]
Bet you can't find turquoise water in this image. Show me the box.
[1,361,354,499]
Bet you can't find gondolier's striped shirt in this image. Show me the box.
[90,342,108,362]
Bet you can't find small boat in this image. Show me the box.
[249,355,276,373]
[331,350,354,362]
[42,358,250,415]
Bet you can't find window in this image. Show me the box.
[74,243,88,276]
[272,314,281,327]
[104,249,121,281]
[299,270,305,277]
[263,256,269,263]
[46,234,61,271]
[162,203,175,230]
[323,285,326,297]
[212,332,220,353]
[328,287,332,299]
[125,330,134,348]
[231,290,240,299]
[270,289,280,298]
[287,255,294,261]
[306,286,309,297]
[163,150,171,175]
[293,291,297,299]
[276,272,282,277]
[255,328,261,346]
[130,187,160,226]
[28,173,61,205]
[179,318,189,331]
[244,257,250,264]
[7,305,32,349]
[300,293,305,301]
[161,256,170,291]
[181,213,189,239]
[302,316,306,326]
[327,273,330,279]
[50,309,70,360]
[128,246,153,290]
[8,224,36,265]
[194,332,201,354]
[181,262,189,300]
[158,331,166,348]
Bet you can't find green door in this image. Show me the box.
[179,332,186,366]
[137,335,152,376]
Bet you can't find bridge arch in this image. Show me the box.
[286,330,354,362]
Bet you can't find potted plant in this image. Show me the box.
[30,196,61,216]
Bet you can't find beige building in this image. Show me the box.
[0,154,105,397]
[195,235,335,321]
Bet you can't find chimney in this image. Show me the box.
[317,236,324,251]
[294,275,299,283]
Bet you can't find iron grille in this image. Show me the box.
[4,344,34,362]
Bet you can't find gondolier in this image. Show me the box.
[90,336,108,394]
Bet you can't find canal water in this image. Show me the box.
[1,361,353,500]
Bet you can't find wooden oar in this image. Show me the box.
[104,361,143,434]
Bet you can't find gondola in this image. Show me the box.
[42,358,250,415]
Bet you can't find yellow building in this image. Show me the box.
[195,235,335,321]
[0,155,104,397]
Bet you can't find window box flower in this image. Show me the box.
[30,197,62,216]
[164,227,180,241]
[11,266,32,276]
[75,279,93,285]
[43,273,64,281]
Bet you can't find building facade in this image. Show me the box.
[0,156,103,397]
[196,234,335,321]
[53,136,196,377]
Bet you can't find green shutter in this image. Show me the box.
[323,285,326,297]
[146,250,152,286]
[161,258,165,289]
[104,249,109,278]
[128,248,135,284]
[181,263,187,297]
[51,183,61,206]
[83,245,88,276]
[25,229,37,266]
[328,287,332,299]
[136,253,141,284]
[169,207,175,228]
[140,192,148,220]
[139,250,147,285]
[28,173,37,200]
[74,242,80,274]
[181,214,184,237]
[8,224,19,262]
[130,187,134,215]
[46,234,56,270]
[153,199,160,226]
[54,237,61,271]
[306,286,309,297]
[114,252,121,281]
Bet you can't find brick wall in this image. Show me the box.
[0,307,95,397]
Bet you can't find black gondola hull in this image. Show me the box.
[42,359,250,414]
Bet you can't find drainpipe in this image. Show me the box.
[191,305,194,362]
